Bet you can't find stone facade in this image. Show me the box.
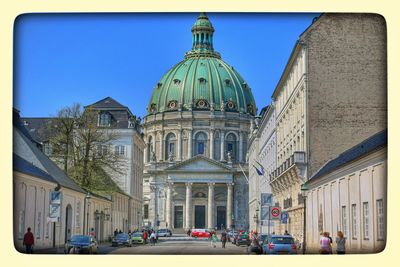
[267,13,386,243]
[143,111,251,230]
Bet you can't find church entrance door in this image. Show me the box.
[174,206,183,229]
[217,206,226,229]
[194,205,205,228]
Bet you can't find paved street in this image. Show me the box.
[35,234,250,255]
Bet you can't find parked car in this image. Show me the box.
[157,229,172,237]
[64,235,98,254]
[235,232,251,246]
[112,233,132,247]
[262,235,298,254]
[191,229,211,238]
[131,232,145,244]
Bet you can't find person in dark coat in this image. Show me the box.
[114,229,118,237]
[220,230,227,248]
[23,227,34,254]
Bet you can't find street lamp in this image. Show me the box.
[301,183,309,254]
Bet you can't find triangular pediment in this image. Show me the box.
[165,155,231,173]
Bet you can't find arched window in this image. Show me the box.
[165,133,177,160]
[225,133,237,161]
[194,132,207,156]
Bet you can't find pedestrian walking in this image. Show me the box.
[23,227,34,254]
[114,228,118,237]
[143,230,148,244]
[220,230,227,248]
[335,231,346,254]
[150,231,157,246]
[211,233,217,248]
[284,230,290,235]
[319,232,332,254]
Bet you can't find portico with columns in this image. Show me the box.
[146,155,241,231]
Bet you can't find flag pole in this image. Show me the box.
[238,162,249,184]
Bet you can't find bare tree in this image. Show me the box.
[48,103,81,172]
[48,104,127,194]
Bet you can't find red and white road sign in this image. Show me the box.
[270,207,281,219]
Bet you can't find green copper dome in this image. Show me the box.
[147,13,256,116]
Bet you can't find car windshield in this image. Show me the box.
[260,235,268,242]
[271,237,295,244]
[116,233,128,238]
[132,232,142,237]
[71,235,90,243]
[158,229,166,232]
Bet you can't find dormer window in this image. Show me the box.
[198,77,206,84]
[99,112,111,127]
[167,100,178,110]
[225,79,231,86]
[173,79,181,86]
[242,82,248,89]
[196,99,209,109]
[157,82,162,88]
[226,101,236,110]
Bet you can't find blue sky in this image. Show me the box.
[14,13,319,118]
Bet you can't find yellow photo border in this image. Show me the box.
[1,0,398,266]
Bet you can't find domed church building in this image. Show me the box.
[142,13,256,231]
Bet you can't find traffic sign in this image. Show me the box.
[270,207,280,220]
[281,212,289,224]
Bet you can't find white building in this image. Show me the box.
[304,130,387,253]
[248,105,276,233]
[84,97,145,230]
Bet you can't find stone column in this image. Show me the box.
[177,130,182,161]
[239,131,243,162]
[166,182,173,229]
[185,182,193,229]
[207,183,215,229]
[187,130,193,159]
[149,181,157,228]
[220,131,225,161]
[209,130,214,160]
[226,183,234,229]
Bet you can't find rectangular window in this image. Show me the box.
[144,204,149,219]
[115,145,125,155]
[363,202,370,239]
[341,206,348,237]
[36,212,41,239]
[376,199,385,240]
[198,142,204,155]
[351,204,358,239]
[76,201,81,227]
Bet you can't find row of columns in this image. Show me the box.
[164,182,234,230]
[145,130,245,163]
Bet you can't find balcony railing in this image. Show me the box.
[269,151,306,181]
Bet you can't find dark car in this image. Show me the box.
[64,235,98,254]
[112,233,132,247]
[262,235,298,254]
[157,229,172,237]
[236,232,251,246]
